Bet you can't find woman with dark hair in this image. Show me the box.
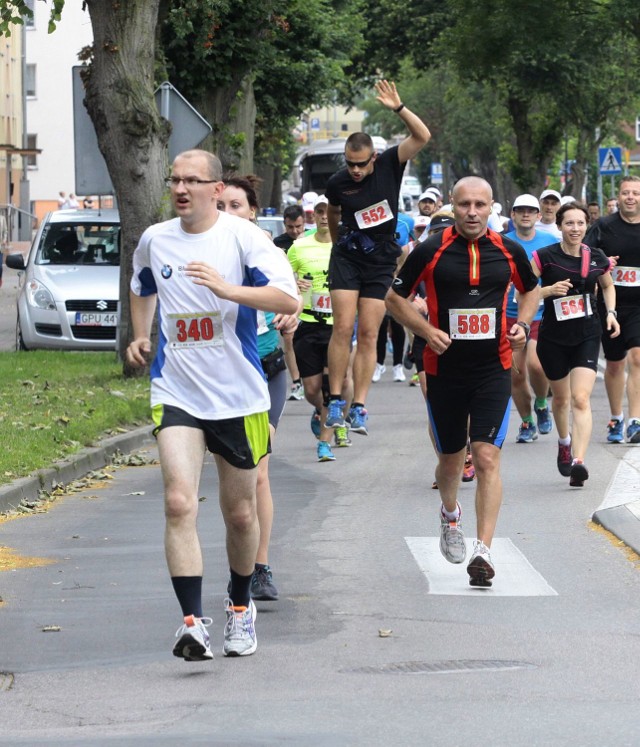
[531,202,620,487]
[218,174,300,600]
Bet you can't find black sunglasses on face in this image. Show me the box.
[345,155,373,169]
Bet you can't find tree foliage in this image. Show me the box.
[3,0,640,215]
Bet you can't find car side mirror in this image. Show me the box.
[5,253,26,271]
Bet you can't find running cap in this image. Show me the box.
[539,189,562,203]
[428,214,455,231]
[313,194,328,209]
[414,215,430,228]
[561,195,576,205]
[418,188,439,203]
[512,193,540,210]
[302,191,318,210]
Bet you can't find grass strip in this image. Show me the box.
[0,351,150,485]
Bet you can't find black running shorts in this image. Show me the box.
[426,369,511,454]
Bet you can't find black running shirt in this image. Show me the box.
[325,146,404,240]
[391,227,538,376]
[532,242,611,345]
[585,213,640,308]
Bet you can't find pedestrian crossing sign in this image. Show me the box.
[599,146,622,175]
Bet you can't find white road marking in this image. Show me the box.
[405,537,558,596]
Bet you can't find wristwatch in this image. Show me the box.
[516,320,531,339]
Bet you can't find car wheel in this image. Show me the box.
[16,315,28,351]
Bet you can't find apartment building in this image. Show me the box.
[25,1,93,222]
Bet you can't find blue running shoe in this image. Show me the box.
[317,441,336,461]
[516,421,538,443]
[607,419,624,443]
[348,405,369,435]
[535,406,553,435]
[310,408,321,439]
[325,399,346,429]
[626,419,640,444]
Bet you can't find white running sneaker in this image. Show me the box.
[393,364,406,382]
[372,363,386,383]
[173,615,214,661]
[288,381,305,401]
[439,503,466,564]
[467,540,495,587]
[223,598,257,656]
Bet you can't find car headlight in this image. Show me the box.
[26,279,56,310]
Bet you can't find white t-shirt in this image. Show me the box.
[131,213,298,420]
[535,220,562,240]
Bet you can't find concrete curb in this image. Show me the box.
[0,424,154,514]
[591,446,640,556]
[592,501,640,556]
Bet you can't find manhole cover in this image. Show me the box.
[342,659,537,675]
[0,672,15,692]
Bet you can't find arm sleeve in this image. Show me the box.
[243,224,298,298]
[130,229,157,297]
[511,244,540,294]
[287,245,299,275]
[390,242,429,299]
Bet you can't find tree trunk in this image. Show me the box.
[197,75,256,174]
[83,0,170,369]
[507,94,552,194]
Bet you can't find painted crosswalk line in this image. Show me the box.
[405,537,558,596]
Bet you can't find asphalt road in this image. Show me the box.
[0,362,639,745]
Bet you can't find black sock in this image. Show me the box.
[329,394,342,401]
[351,401,365,409]
[229,567,253,608]
[171,576,203,618]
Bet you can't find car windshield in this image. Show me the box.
[35,223,121,266]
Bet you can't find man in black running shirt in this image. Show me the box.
[323,79,431,436]
[386,176,539,588]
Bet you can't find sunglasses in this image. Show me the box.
[345,155,374,169]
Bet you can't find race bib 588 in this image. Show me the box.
[449,308,496,340]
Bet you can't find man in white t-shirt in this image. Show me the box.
[535,189,562,239]
[126,149,298,662]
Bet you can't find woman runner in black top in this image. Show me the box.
[531,202,620,487]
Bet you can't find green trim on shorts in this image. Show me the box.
[244,411,270,466]
[151,403,164,435]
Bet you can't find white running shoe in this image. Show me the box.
[223,598,257,656]
[393,364,406,382]
[288,381,305,401]
[439,504,466,564]
[173,615,214,661]
[372,363,386,383]
[467,540,495,587]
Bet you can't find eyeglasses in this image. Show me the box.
[345,155,373,169]
[165,177,217,188]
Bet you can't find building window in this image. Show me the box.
[25,0,35,27]
[25,63,36,97]
[27,134,37,169]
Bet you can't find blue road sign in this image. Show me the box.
[599,147,622,176]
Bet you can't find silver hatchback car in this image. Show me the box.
[6,208,121,350]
